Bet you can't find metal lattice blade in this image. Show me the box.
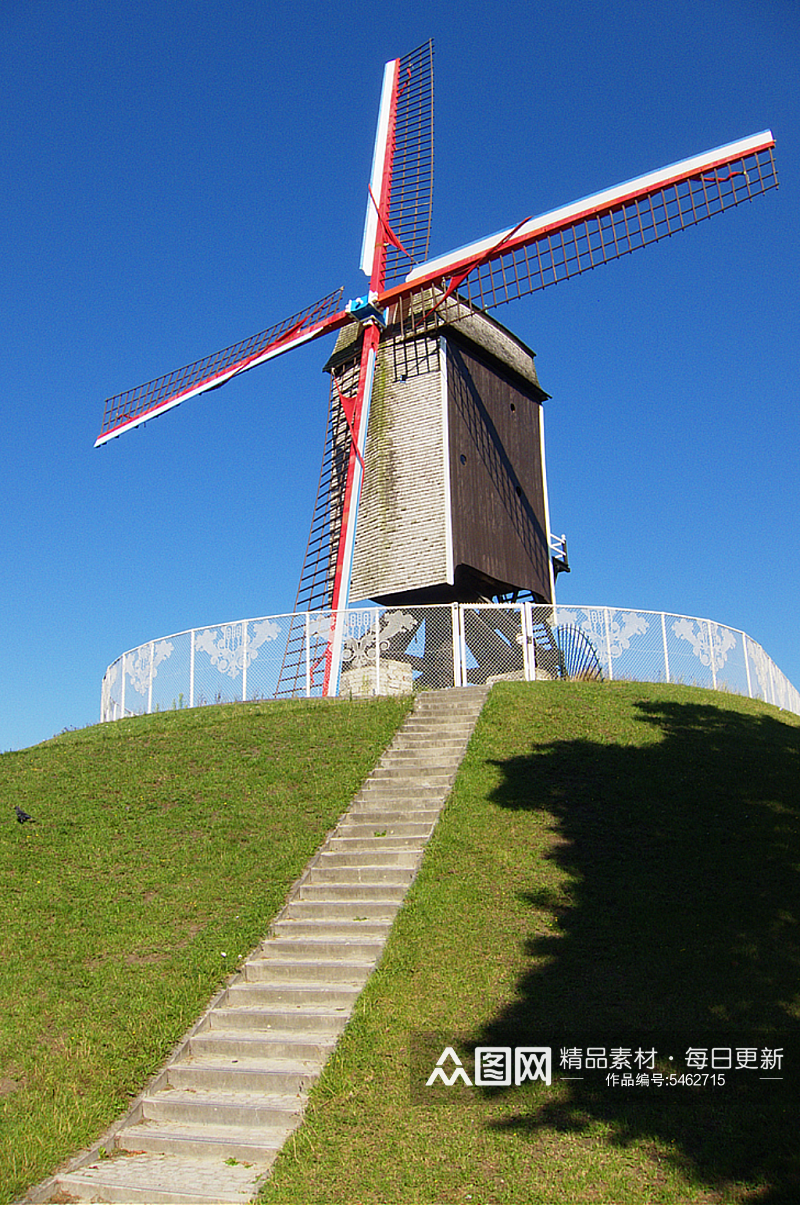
[275,318,379,697]
[385,131,777,312]
[275,350,365,697]
[95,288,348,446]
[361,40,434,291]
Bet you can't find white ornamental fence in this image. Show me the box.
[100,603,800,723]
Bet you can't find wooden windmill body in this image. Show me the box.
[330,304,552,608]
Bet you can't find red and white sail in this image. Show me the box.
[381,129,777,313]
[95,288,349,447]
[323,41,434,689]
[274,41,435,695]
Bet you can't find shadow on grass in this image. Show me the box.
[475,698,800,1203]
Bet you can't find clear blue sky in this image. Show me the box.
[1,0,797,751]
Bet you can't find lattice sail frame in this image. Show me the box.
[278,42,435,693]
[464,142,778,310]
[274,352,365,697]
[381,40,435,287]
[292,353,366,615]
[360,41,434,290]
[391,131,777,312]
[288,43,435,614]
[95,288,348,446]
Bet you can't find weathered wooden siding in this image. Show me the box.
[340,307,551,604]
[349,329,449,601]
[446,333,551,601]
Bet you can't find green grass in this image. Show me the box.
[0,695,411,1203]
[4,683,800,1204]
[258,682,800,1205]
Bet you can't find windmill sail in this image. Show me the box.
[361,40,434,289]
[95,287,348,446]
[278,43,434,694]
[388,130,777,311]
[290,44,434,603]
[294,356,368,612]
[274,346,367,697]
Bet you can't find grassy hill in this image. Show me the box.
[0,695,411,1203]
[3,683,799,1204]
[258,682,800,1205]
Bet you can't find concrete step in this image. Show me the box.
[401,700,481,715]
[223,980,364,1008]
[346,785,450,804]
[383,723,471,737]
[116,1118,290,1162]
[188,1028,337,1061]
[167,1055,321,1095]
[368,759,457,774]
[332,820,435,838]
[336,810,438,828]
[390,728,473,741]
[376,739,465,754]
[295,881,407,902]
[357,772,455,787]
[358,759,457,774]
[271,917,393,939]
[369,765,456,781]
[141,1087,305,1129]
[404,693,484,706]
[316,848,421,867]
[204,1006,349,1035]
[55,1152,266,1204]
[336,802,433,819]
[243,956,378,983]
[324,837,428,854]
[358,781,455,795]
[255,937,384,961]
[303,864,416,885]
[413,705,485,719]
[351,787,448,805]
[283,895,402,917]
[377,738,467,753]
[393,714,476,728]
[355,776,454,792]
[359,778,454,793]
[346,798,443,816]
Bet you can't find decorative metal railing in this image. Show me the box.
[100,603,800,723]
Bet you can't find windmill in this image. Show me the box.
[95,40,777,697]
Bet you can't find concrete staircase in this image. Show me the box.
[42,686,488,1205]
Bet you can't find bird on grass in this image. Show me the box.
[15,806,36,824]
